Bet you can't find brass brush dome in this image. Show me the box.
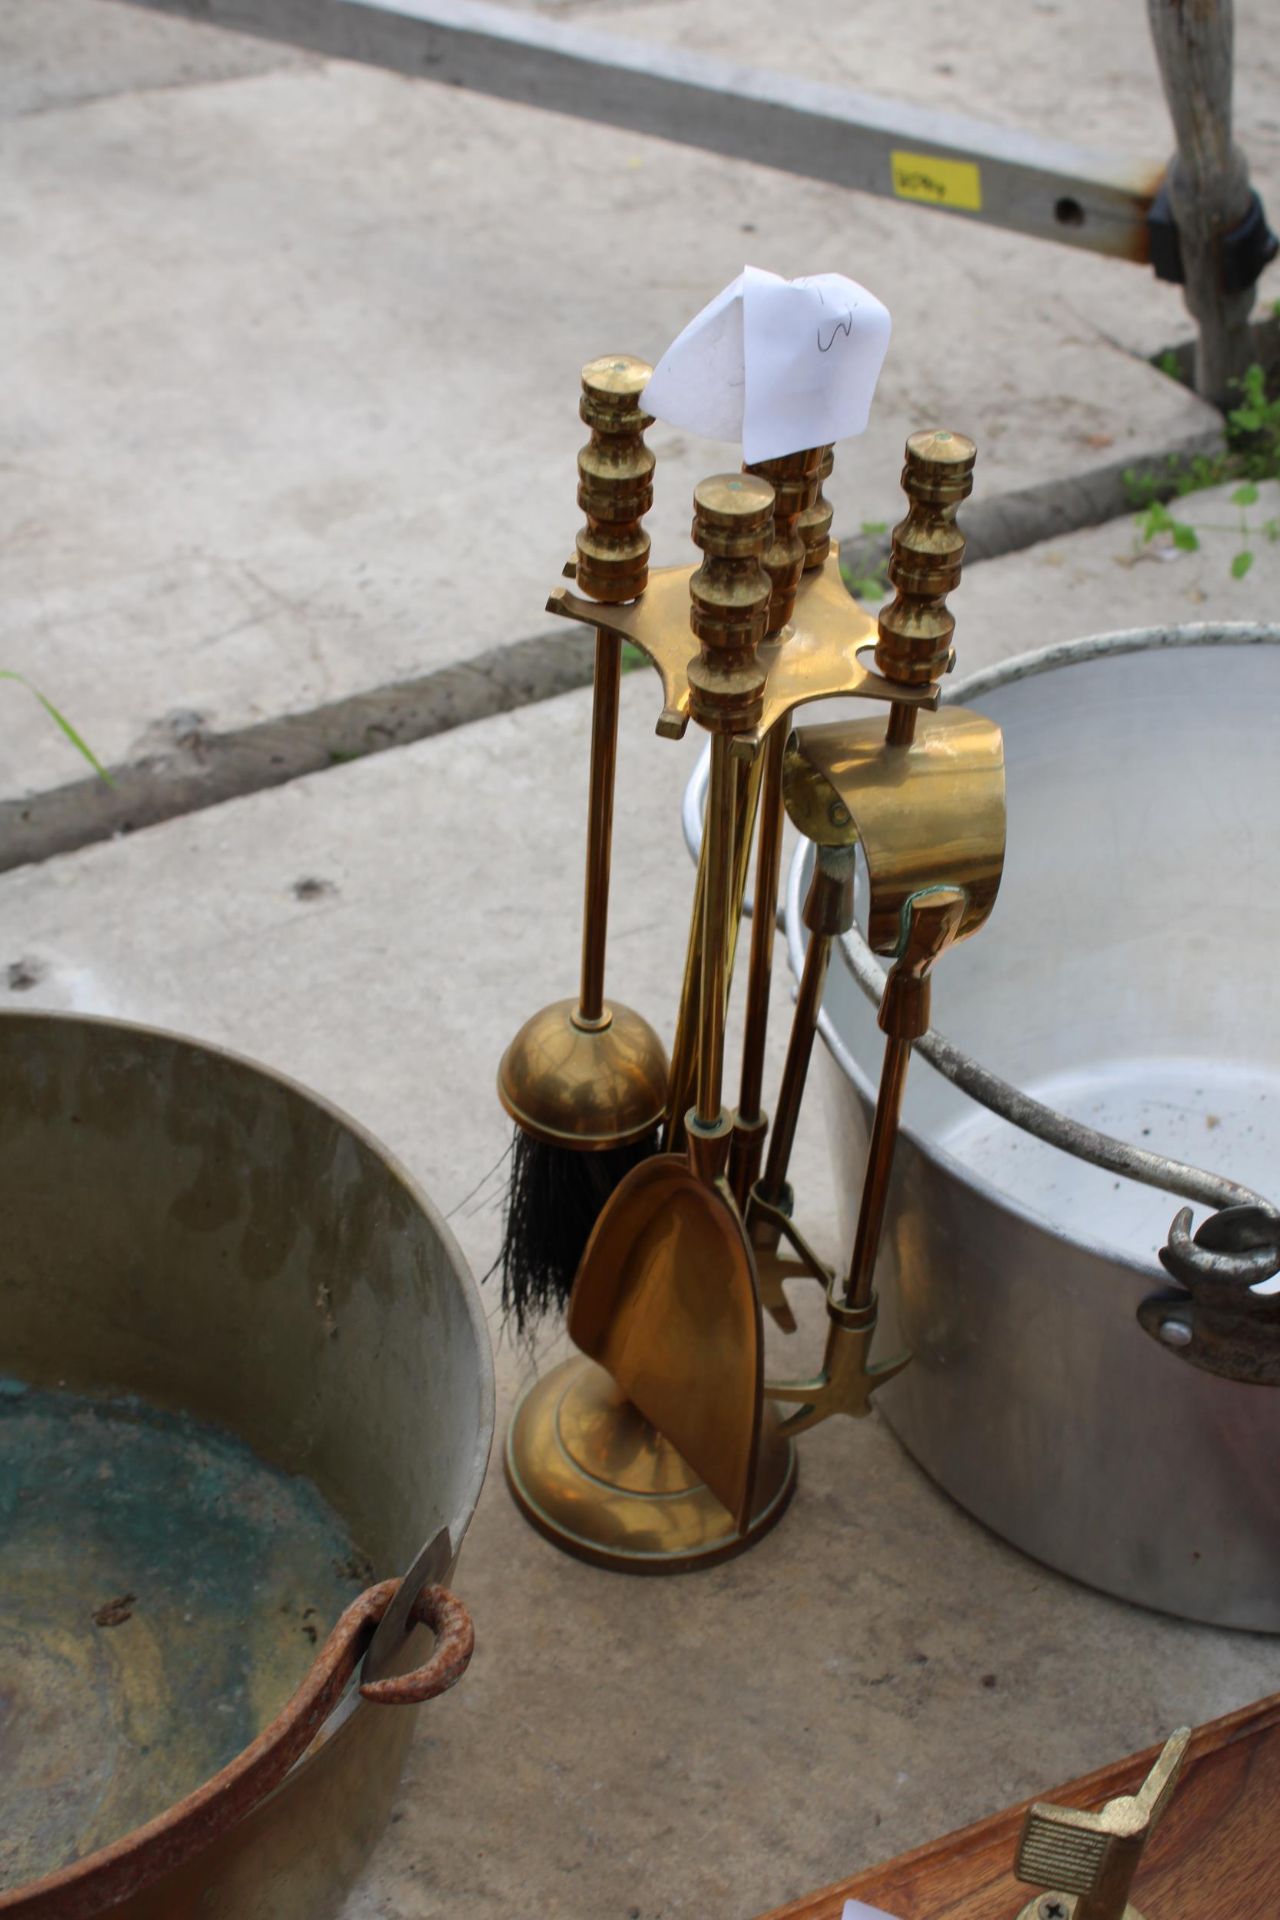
[499,998,668,1152]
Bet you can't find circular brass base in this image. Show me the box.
[505,1355,797,1572]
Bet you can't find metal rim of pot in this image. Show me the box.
[682,621,1280,1283]
[0,1006,496,1917]
[1,1580,477,1920]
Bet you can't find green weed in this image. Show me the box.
[1,671,112,783]
[840,521,892,604]
[1126,361,1280,578]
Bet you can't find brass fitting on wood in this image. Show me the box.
[746,445,823,636]
[575,355,656,604]
[797,444,835,571]
[1014,1726,1190,1920]
[875,428,976,689]
[687,473,776,735]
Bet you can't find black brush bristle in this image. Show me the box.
[496,1128,659,1334]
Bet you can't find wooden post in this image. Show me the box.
[1147,0,1257,409]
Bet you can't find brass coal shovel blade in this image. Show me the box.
[569,1150,764,1532]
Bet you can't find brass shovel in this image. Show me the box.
[569,473,777,1535]
[569,732,764,1530]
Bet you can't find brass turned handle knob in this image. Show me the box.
[686,471,776,735]
[1013,1728,1190,1920]
[797,443,835,571]
[745,443,824,636]
[875,427,976,688]
[575,354,655,605]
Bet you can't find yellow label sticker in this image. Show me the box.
[890,151,983,212]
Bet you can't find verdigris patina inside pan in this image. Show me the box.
[0,1011,493,1918]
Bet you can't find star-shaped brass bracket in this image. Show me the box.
[547,542,939,751]
[764,1291,910,1437]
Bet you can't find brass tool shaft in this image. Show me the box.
[663,752,764,1156]
[844,1037,912,1311]
[730,722,788,1204]
[844,888,965,1311]
[572,356,656,1024]
[683,471,775,1171]
[578,627,621,1024]
[696,733,736,1130]
[752,846,855,1233]
[729,445,824,1208]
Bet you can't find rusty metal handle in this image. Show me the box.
[1138,1202,1280,1385]
[360,1584,474,1704]
[1,1579,474,1920]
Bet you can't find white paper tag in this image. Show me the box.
[841,1902,902,1920]
[643,265,891,463]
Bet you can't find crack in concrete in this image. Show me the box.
[0,624,597,874]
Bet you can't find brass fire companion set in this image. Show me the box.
[498,353,1007,1571]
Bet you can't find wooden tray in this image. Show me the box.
[760,1691,1280,1919]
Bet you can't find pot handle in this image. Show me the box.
[360,1582,474,1704]
[0,1578,474,1920]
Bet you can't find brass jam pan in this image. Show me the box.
[0,1011,493,1918]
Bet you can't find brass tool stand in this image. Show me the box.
[506,396,1005,1572]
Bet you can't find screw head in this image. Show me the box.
[1038,1899,1070,1920]
[1159,1317,1194,1348]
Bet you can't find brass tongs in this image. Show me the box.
[765,886,967,1434]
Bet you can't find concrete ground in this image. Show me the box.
[3,2,1280,1915]
[954,475,1280,648]
[7,0,1279,801]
